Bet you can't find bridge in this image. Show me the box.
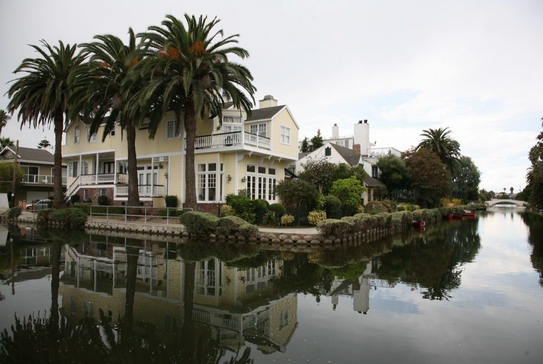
[486,199,528,207]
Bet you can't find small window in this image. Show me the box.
[74,126,80,144]
[100,189,107,196]
[280,126,291,145]
[247,165,255,173]
[325,146,332,156]
[110,127,116,137]
[166,119,181,139]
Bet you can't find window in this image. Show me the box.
[69,161,79,178]
[246,165,277,202]
[249,123,266,137]
[110,127,116,137]
[372,165,379,178]
[223,116,241,124]
[87,127,97,142]
[279,310,289,329]
[100,189,107,196]
[325,146,332,156]
[280,126,291,144]
[197,163,224,202]
[83,189,89,201]
[166,119,181,139]
[81,161,88,175]
[74,126,80,144]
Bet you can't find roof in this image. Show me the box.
[0,146,54,164]
[245,105,285,122]
[329,143,361,167]
[363,175,386,188]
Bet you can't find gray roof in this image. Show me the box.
[329,143,361,167]
[245,105,285,122]
[1,146,54,164]
[363,175,386,188]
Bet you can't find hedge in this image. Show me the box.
[179,211,219,236]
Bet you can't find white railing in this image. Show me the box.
[80,173,117,185]
[193,131,270,150]
[116,185,165,197]
[22,174,67,184]
[244,132,271,149]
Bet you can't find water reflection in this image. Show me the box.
[1,213,541,362]
[520,212,543,287]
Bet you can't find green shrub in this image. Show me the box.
[217,216,249,236]
[238,223,260,239]
[307,210,327,226]
[317,219,355,239]
[225,194,263,224]
[70,194,81,204]
[50,208,88,229]
[281,214,295,226]
[179,211,219,236]
[7,207,21,219]
[165,195,178,208]
[220,204,235,217]
[397,203,420,212]
[263,210,279,226]
[364,201,391,214]
[269,203,285,217]
[254,199,270,224]
[324,195,342,219]
[37,208,56,226]
[97,195,109,205]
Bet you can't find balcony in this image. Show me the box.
[116,185,165,197]
[194,131,271,151]
[22,174,67,185]
[80,173,127,185]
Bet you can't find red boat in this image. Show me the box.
[463,210,475,218]
[413,220,426,228]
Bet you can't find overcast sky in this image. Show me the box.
[1,0,541,192]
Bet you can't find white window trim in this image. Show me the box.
[280,126,291,145]
[166,119,181,139]
[74,126,80,144]
[197,163,223,202]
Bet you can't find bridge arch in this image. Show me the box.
[486,199,527,207]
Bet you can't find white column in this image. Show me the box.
[95,153,99,184]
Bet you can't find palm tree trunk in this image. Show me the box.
[184,104,197,210]
[52,111,66,209]
[126,120,140,208]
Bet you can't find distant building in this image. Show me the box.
[0,146,66,204]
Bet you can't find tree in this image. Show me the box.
[301,137,309,153]
[376,154,411,193]
[310,129,324,151]
[451,156,481,202]
[299,157,336,194]
[73,29,145,208]
[526,124,543,208]
[37,139,51,149]
[134,14,256,210]
[0,109,10,136]
[0,162,23,193]
[7,41,87,209]
[404,148,451,208]
[416,127,462,174]
[0,138,14,149]
[275,179,319,223]
[329,177,367,215]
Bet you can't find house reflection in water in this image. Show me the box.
[328,261,394,314]
[59,238,298,354]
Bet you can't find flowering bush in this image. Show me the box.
[307,210,327,226]
[281,214,295,226]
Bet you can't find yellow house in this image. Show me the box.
[62,95,299,209]
[60,236,298,353]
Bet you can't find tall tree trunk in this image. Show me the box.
[123,243,139,336]
[184,104,197,210]
[126,120,140,208]
[180,261,195,362]
[52,112,66,209]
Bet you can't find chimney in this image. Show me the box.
[353,144,361,154]
[259,95,278,109]
[354,119,370,156]
[332,123,339,138]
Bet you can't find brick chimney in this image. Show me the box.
[353,144,361,154]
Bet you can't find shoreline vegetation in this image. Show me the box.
[4,203,488,246]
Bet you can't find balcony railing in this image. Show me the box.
[116,185,165,197]
[194,131,270,150]
[80,173,127,185]
[22,174,67,185]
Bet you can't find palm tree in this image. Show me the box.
[72,29,144,208]
[0,137,14,148]
[416,127,462,174]
[0,109,10,136]
[7,41,87,209]
[133,14,256,210]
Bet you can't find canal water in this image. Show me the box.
[0,208,541,363]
